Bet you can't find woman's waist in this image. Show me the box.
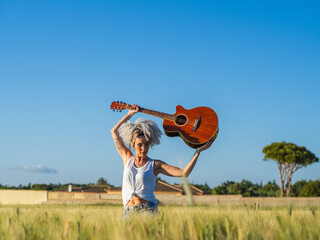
[126,195,149,207]
[124,201,158,212]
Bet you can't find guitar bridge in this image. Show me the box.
[192,116,201,132]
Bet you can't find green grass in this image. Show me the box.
[0,204,319,240]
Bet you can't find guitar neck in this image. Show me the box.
[126,104,176,121]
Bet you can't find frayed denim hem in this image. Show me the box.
[123,201,159,221]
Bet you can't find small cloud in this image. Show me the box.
[14,165,58,174]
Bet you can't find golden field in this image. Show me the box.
[0,204,319,240]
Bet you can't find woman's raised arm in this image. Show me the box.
[111,105,139,166]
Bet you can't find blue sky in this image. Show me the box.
[1,1,319,187]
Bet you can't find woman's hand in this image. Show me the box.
[128,104,140,116]
[196,138,214,153]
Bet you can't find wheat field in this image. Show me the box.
[0,204,319,240]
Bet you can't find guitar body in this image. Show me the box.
[163,105,219,149]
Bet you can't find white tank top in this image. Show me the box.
[122,156,157,206]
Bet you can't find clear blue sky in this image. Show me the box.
[1,1,319,187]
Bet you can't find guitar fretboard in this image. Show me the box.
[126,104,176,121]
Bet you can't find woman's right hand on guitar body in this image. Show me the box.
[196,138,214,154]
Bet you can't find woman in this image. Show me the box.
[111,104,213,219]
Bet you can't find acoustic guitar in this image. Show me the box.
[110,101,219,149]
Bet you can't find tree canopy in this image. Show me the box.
[263,142,318,166]
[96,177,108,185]
[211,180,263,197]
[262,141,319,197]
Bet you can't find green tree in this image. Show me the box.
[263,142,319,197]
[257,180,280,197]
[211,182,229,195]
[96,177,108,185]
[299,180,320,197]
[211,180,259,196]
[291,180,307,196]
[31,184,49,190]
[193,182,211,194]
[238,180,259,197]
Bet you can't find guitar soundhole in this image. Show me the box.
[175,115,187,126]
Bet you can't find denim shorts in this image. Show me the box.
[123,201,158,221]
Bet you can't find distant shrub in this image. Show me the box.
[290,180,307,197]
[256,180,280,197]
[299,180,320,197]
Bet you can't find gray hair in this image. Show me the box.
[119,118,162,148]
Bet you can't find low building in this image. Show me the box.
[66,185,111,193]
[104,180,203,195]
[173,184,204,195]
[64,180,203,195]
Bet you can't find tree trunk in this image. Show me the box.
[278,163,284,197]
[286,163,298,197]
[286,182,291,197]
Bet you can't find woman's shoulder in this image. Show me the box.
[153,159,165,167]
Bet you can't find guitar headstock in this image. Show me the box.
[110,101,128,112]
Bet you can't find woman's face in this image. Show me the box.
[133,136,150,158]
